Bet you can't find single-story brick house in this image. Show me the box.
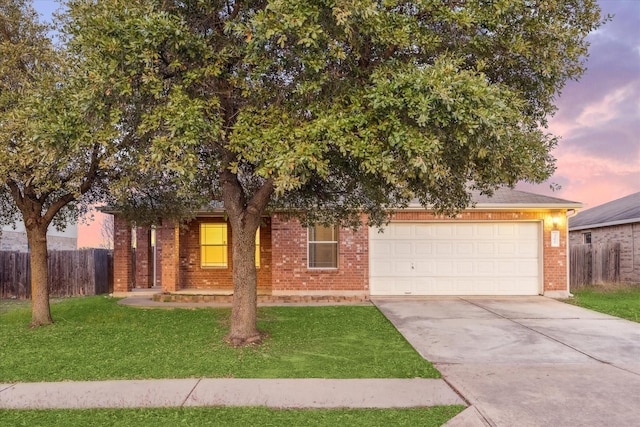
[569,191,640,283]
[111,188,581,298]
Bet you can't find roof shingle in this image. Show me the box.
[569,192,640,230]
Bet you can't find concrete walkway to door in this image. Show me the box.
[373,296,640,427]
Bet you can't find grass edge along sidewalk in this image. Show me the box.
[0,406,466,427]
[0,296,440,382]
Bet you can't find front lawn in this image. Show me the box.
[0,406,465,427]
[0,296,439,382]
[564,285,640,322]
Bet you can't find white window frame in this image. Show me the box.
[307,225,339,269]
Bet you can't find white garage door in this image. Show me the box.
[369,222,541,296]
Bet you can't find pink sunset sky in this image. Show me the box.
[33,1,639,247]
[517,0,640,208]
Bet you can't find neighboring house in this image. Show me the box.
[0,221,78,252]
[111,188,581,298]
[569,192,640,283]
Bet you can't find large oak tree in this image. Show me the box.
[64,0,604,345]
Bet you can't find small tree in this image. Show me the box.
[0,0,124,326]
[65,0,604,344]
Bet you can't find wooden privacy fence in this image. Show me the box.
[0,249,113,299]
[570,242,621,287]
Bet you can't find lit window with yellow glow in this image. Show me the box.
[255,228,261,268]
[201,223,227,267]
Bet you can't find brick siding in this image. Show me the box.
[168,217,272,293]
[112,215,133,292]
[113,209,570,295]
[271,215,369,295]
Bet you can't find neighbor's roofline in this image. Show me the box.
[569,217,640,231]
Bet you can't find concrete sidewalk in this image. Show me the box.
[0,378,465,410]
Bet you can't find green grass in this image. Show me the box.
[0,406,465,427]
[0,298,65,314]
[0,296,439,382]
[564,285,640,322]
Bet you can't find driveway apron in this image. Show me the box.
[374,296,640,427]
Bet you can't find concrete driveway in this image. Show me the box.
[374,296,640,427]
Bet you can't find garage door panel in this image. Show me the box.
[433,260,454,275]
[455,242,474,255]
[454,224,475,237]
[476,224,495,237]
[496,242,517,255]
[414,261,434,275]
[454,261,474,274]
[517,260,539,275]
[371,241,392,256]
[393,242,412,256]
[435,242,454,255]
[518,242,538,256]
[414,225,435,238]
[370,260,414,277]
[494,261,516,275]
[414,242,434,255]
[477,242,496,255]
[370,222,541,296]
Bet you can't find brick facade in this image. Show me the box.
[570,223,640,283]
[169,217,273,293]
[271,215,369,296]
[112,208,571,296]
[113,215,133,292]
[159,220,180,292]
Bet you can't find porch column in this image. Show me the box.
[160,220,180,292]
[113,215,133,293]
[135,226,154,288]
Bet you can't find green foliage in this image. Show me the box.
[0,0,111,231]
[63,0,605,225]
[0,297,440,381]
[565,286,640,322]
[0,406,465,427]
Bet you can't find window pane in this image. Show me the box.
[201,223,226,245]
[309,242,338,268]
[255,228,260,268]
[201,223,228,267]
[309,225,337,242]
[201,246,227,267]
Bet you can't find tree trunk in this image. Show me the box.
[26,225,52,327]
[226,218,262,346]
[220,158,274,346]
